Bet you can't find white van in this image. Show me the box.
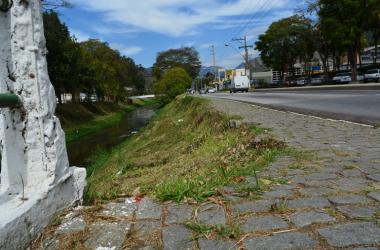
[230,76,250,93]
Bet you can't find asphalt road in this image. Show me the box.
[209,90,380,125]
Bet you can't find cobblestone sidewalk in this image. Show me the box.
[36,98,380,250]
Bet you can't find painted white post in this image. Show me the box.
[0,1,86,249]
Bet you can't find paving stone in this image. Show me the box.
[56,213,86,234]
[101,201,137,217]
[84,221,131,250]
[329,194,370,205]
[197,204,226,225]
[368,173,380,182]
[337,205,378,219]
[305,173,337,181]
[162,225,193,250]
[290,176,308,185]
[231,200,273,215]
[263,189,292,198]
[298,187,334,197]
[289,211,336,227]
[166,204,193,224]
[218,186,236,194]
[368,192,380,202]
[318,222,380,247]
[134,220,161,235]
[335,177,370,192]
[136,198,162,220]
[222,194,246,203]
[241,215,288,233]
[342,169,362,177]
[287,197,331,209]
[198,239,237,250]
[244,232,316,250]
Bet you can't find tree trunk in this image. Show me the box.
[349,46,358,82]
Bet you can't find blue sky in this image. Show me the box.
[59,0,306,68]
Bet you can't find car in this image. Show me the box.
[364,69,380,83]
[333,73,364,83]
[333,73,351,83]
[230,76,250,93]
[285,76,297,87]
[311,75,330,85]
[296,77,310,86]
[207,87,216,93]
[199,89,207,94]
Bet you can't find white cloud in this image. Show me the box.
[70,29,91,42]
[110,43,143,56]
[70,0,295,37]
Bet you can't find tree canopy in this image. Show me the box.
[154,67,192,105]
[43,11,145,103]
[255,15,314,76]
[153,47,201,80]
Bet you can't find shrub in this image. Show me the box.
[154,67,192,105]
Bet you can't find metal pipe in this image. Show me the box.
[0,94,21,108]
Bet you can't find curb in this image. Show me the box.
[253,83,380,92]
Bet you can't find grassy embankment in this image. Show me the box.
[85,95,289,204]
[56,99,156,143]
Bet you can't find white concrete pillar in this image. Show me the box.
[0,1,86,248]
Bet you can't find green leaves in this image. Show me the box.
[255,15,314,74]
[154,67,192,105]
[153,47,201,80]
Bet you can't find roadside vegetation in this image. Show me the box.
[84,95,286,204]
[58,99,156,143]
[256,1,380,81]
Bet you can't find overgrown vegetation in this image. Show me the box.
[84,95,286,204]
[60,99,157,143]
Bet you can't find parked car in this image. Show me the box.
[311,75,330,85]
[333,73,351,83]
[296,77,310,86]
[230,76,250,93]
[199,89,207,94]
[333,73,364,83]
[364,69,380,83]
[207,87,216,93]
[285,76,297,87]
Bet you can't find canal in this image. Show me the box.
[67,107,155,168]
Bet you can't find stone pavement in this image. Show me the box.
[34,98,380,250]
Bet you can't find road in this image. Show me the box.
[209,90,380,125]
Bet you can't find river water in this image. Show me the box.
[67,107,155,168]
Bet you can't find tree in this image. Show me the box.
[316,0,369,81]
[43,10,78,103]
[367,0,380,63]
[202,72,215,86]
[154,67,192,105]
[153,47,201,80]
[255,15,314,79]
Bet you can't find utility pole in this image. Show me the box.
[210,45,218,85]
[232,36,254,85]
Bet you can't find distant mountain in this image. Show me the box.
[199,66,223,77]
[235,57,270,72]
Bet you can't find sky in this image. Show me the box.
[58,0,307,69]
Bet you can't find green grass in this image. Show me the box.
[65,99,157,143]
[185,222,241,240]
[84,95,286,204]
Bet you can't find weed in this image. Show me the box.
[373,124,380,129]
[250,125,272,135]
[185,222,241,240]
